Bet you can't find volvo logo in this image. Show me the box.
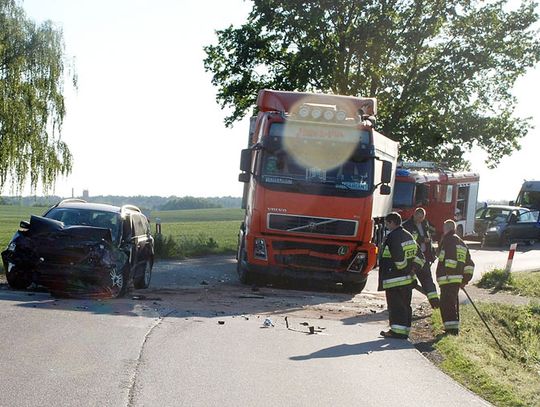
[337,246,348,256]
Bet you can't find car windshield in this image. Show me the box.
[476,207,511,223]
[46,208,122,243]
[393,182,415,208]
[259,122,373,196]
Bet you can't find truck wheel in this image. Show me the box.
[134,259,153,289]
[344,279,367,294]
[237,239,251,285]
[6,266,31,290]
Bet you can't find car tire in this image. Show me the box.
[237,238,251,285]
[134,259,153,289]
[5,266,31,290]
[526,239,536,246]
[108,264,129,298]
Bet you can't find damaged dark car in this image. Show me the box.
[1,200,154,298]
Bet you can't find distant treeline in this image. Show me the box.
[0,195,242,210]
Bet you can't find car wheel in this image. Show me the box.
[526,239,536,246]
[237,238,251,285]
[5,265,31,290]
[134,260,153,289]
[108,265,129,298]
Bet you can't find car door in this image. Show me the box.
[132,214,151,272]
[508,210,536,240]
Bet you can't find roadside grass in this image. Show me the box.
[431,302,540,407]
[155,220,241,258]
[478,268,540,297]
[0,205,48,250]
[151,208,244,223]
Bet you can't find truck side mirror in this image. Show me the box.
[20,220,30,229]
[380,185,391,195]
[381,161,393,184]
[240,149,252,172]
[238,172,250,183]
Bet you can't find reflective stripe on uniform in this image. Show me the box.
[437,275,463,285]
[427,291,439,300]
[413,256,425,268]
[464,265,474,275]
[444,320,460,329]
[391,324,410,335]
[383,275,416,289]
[456,245,467,263]
[401,240,417,259]
[445,259,458,269]
[394,259,408,270]
[438,250,445,262]
[382,246,391,258]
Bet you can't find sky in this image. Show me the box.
[15,0,540,201]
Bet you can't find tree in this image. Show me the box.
[0,0,75,193]
[204,0,540,169]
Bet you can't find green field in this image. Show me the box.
[0,205,49,250]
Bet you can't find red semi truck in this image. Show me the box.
[236,89,398,292]
[392,162,480,239]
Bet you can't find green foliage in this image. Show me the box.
[204,0,540,168]
[0,0,76,193]
[477,268,513,289]
[152,208,244,223]
[477,268,540,297]
[160,196,222,211]
[0,204,47,252]
[433,303,540,406]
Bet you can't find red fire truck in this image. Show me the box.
[237,89,398,292]
[392,162,480,239]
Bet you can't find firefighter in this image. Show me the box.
[379,212,425,339]
[403,207,440,308]
[436,219,475,335]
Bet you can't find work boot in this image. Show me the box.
[380,329,408,340]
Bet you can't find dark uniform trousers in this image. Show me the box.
[416,261,440,308]
[440,283,460,332]
[385,285,413,336]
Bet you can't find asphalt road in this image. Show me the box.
[0,248,516,406]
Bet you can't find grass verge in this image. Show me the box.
[429,302,540,406]
[478,268,540,297]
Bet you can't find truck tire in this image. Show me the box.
[236,238,251,284]
[344,279,367,294]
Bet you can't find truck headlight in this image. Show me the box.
[347,252,367,273]
[254,238,268,260]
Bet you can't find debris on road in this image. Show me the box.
[218,320,225,325]
[239,294,265,299]
[262,318,274,328]
[200,280,209,285]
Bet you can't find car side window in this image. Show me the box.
[133,214,147,237]
[517,211,533,223]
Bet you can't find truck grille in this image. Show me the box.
[268,214,357,237]
[274,254,349,271]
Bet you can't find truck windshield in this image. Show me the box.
[393,181,415,208]
[516,191,540,210]
[260,122,373,196]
